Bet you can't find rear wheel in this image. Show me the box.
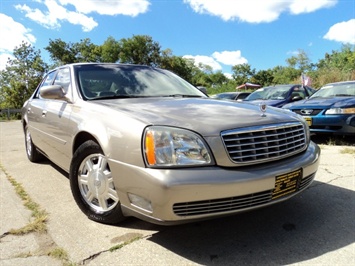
[24,125,43,162]
[69,140,125,224]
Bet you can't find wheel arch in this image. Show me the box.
[72,132,100,156]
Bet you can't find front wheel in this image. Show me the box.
[69,140,125,224]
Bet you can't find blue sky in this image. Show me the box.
[0,0,354,76]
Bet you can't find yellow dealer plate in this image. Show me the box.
[272,169,302,200]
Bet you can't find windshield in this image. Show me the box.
[245,86,275,100]
[75,64,206,100]
[310,82,355,98]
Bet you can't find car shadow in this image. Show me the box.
[127,181,354,265]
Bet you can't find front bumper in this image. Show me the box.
[109,141,320,225]
[309,114,355,135]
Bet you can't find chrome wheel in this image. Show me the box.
[77,153,119,213]
[26,129,32,157]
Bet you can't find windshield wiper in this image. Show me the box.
[90,95,146,100]
[163,94,204,98]
[334,94,353,97]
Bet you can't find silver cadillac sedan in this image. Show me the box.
[21,63,320,225]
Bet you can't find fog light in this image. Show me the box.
[128,193,152,213]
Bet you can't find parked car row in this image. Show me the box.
[212,81,355,136]
[283,81,355,136]
[243,84,316,107]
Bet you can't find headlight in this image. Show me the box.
[325,108,355,114]
[143,126,213,167]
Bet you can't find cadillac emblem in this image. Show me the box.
[259,102,267,117]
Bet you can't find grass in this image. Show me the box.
[0,163,75,265]
[340,147,355,155]
[109,236,142,252]
[1,165,48,234]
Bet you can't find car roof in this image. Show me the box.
[54,62,154,71]
[323,80,355,86]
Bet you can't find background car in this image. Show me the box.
[210,92,251,101]
[283,80,355,136]
[244,84,316,107]
[21,63,320,225]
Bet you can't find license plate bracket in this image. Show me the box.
[272,169,302,199]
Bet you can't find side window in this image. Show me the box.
[54,67,71,93]
[34,71,57,98]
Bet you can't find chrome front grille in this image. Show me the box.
[173,172,316,217]
[173,190,273,216]
[221,122,307,165]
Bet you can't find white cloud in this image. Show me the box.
[323,19,355,44]
[212,50,247,65]
[58,0,150,16]
[0,13,36,69]
[183,55,222,71]
[183,50,248,71]
[0,13,36,53]
[289,0,337,14]
[15,0,150,32]
[183,0,337,23]
[15,0,98,32]
[0,53,13,70]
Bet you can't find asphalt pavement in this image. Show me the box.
[1,120,354,265]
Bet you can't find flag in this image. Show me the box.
[301,74,312,86]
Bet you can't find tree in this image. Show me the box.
[101,36,120,63]
[74,38,102,63]
[45,38,78,66]
[118,35,162,66]
[252,69,274,86]
[231,64,256,85]
[271,65,300,84]
[0,42,47,108]
[286,49,312,73]
[160,51,195,83]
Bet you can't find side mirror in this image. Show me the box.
[291,95,302,102]
[40,85,66,100]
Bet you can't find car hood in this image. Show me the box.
[283,96,355,109]
[92,97,301,136]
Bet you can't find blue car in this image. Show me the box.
[283,81,355,136]
[244,84,316,108]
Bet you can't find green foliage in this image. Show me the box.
[314,44,355,87]
[0,42,47,109]
[271,66,302,84]
[251,69,274,86]
[45,39,78,65]
[160,53,196,83]
[118,35,162,66]
[101,36,121,63]
[1,35,354,109]
[232,63,256,85]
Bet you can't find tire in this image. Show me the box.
[24,125,43,162]
[69,140,125,224]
